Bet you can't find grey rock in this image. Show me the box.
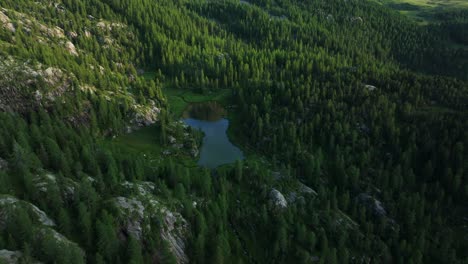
[65,41,78,56]
[160,209,189,264]
[364,84,377,91]
[298,182,317,196]
[357,193,387,217]
[114,197,145,240]
[0,250,22,264]
[0,158,7,170]
[0,195,55,227]
[113,193,189,264]
[269,189,288,209]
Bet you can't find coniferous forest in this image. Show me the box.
[0,0,467,263]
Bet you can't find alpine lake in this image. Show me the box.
[182,101,244,168]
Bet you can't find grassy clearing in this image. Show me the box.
[381,0,468,9]
[163,87,232,117]
[378,0,468,24]
[105,124,201,168]
[141,71,156,81]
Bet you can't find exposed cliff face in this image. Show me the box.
[0,58,161,130]
[0,195,55,227]
[0,60,73,113]
[160,209,189,264]
[114,182,189,264]
[0,157,7,170]
[0,195,85,262]
[131,100,161,127]
[0,250,26,264]
[0,10,15,32]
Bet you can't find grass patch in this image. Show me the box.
[163,87,232,117]
[141,72,156,81]
[104,123,199,168]
[378,0,468,24]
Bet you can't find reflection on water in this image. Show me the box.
[182,101,226,121]
[183,102,243,168]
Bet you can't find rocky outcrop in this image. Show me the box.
[32,172,77,200]
[0,157,7,170]
[190,147,199,158]
[332,210,359,231]
[131,100,161,127]
[350,16,363,23]
[0,250,23,264]
[160,209,189,264]
[0,195,55,227]
[357,193,386,217]
[121,181,156,196]
[1,8,68,39]
[114,197,146,240]
[269,189,288,209]
[113,183,189,264]
[298,182,317,196]
[287,182,317,204]
[84,30,92,38]
[67,31,78,39]
[96,21,125,31]
[0,60,74,112]
[65,41,78,56]
[42,67,73,97]
[364,84,377,91]
[0,10,15,32]
[39,24,65,39]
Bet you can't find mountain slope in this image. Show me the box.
[0,0,467,263]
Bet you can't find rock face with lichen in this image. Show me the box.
[356,193,387,217]
[0,157,7,170]
[0,195,85,262]
[131,100,161,127]
[160,209,189,264]
[0,60,74,113]
[269,189,288,210]
[0,250,25,264]
[114,182,189,264]
[0,10,15,32]
[65,41,78,56]
[0,195,55,227]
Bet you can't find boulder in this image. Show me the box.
[32,172,77,200]
[351,16,363,23]
[271,171,283,180]
[0,11,9,24]
[0,195,55,227]
[269,189,288,209]
[0,250,22,264]
[169,136,177,144]
[65,41,78,56]
[364,84,377,91]
[114,197,145,240]
[131,100,161,127]
[0,157,7,170]
[113,191,189,264]
[298,182,318,196]
[0,11,15,32]
[67,31,78,38]
[190,147,199,158]
[356,193,386,217]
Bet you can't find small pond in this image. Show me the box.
[183,102,244,168]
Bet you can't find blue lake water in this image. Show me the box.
[183,117,244,168]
